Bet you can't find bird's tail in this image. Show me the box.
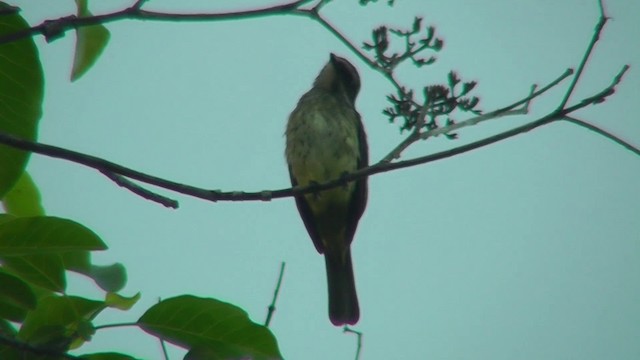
[325,248,359,326]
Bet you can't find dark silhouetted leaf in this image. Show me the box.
[0,270,36,310]
[18,295,105,348]
[80,353,140,360]
[0,298,26,322]
[25,324,71,352]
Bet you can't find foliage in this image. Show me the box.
[0,3,281,359]
[362,17,480,137]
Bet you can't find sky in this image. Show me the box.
[8,0,640,359]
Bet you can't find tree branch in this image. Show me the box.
[0,0,315,44]
[0,64,628,205]
[557,0,608,110]
[101,170,179,209]
[380,68,574,163]
[264,262,286,328]
[563,116,640,156]
[343,326,363,360]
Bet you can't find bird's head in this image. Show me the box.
[313,53,361,105]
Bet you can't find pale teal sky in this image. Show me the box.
[10,0,640,359]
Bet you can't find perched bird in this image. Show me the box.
[285,54,368,326]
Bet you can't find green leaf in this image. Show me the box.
[0,213,14,225]
[0,297,27,322]
[80,353,140,360]
[0,216,107,255]
[70,0,111,81]
[1,171,45,216]
[18,295,105,346]
[62,250,92,273]
[138,295,282,360]
[0,3,45,198]
[25,324,71,352]
[185,346,234,360]
[0,270,36,310]
[70,319,96,348]
[62,251,128,292]
[88,263,126,292]
[1,254,66,292]
[105,292,140,311]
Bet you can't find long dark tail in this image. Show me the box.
[325,248,359,326]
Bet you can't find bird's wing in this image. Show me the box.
[288,168,325,253]
[345,112,369,245]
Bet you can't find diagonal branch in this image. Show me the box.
[563,116,640,156]
[361,65,631,178]
[557,0,608,110]
[380,68,574,163]
[0,131,219,204]
[100,170,179,208]
[0,64,629,205]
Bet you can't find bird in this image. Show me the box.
[285,53,368,326]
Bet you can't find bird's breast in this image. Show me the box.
[285,96,361,213]
[287,110,359,185]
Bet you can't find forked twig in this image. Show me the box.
[264,262,286,327]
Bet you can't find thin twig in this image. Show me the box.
[301,10,410,96]
[309,0,332,14]
[160,338,170,360]
[93,322,139,331]
[556,1,608,110]
[380,69,573,163]
[0,0,314,44]
[562,64,629,113]
[343,326,363,360]
[265,262,286,327]
[132,0,148,10]
[415,74,555,137]
[157,297,171,360]
[563,116,640,156]
[101,170,179,208]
